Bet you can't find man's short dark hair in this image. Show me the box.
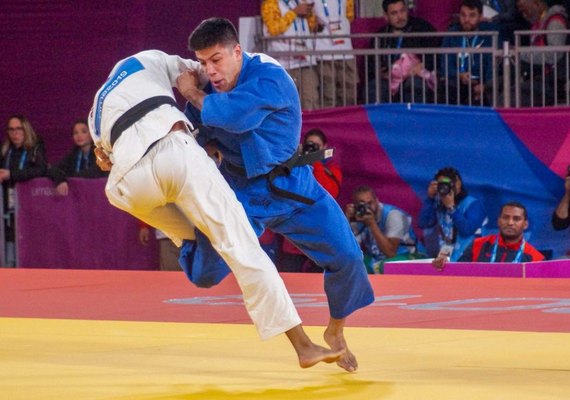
[303,128,328,145]
[501,201,528,220]
[382,0,406,13]
[188,17,239,52]
[460,0,483,13]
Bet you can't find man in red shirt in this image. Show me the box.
[433,201,544,269]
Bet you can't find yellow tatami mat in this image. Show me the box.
[1,318,569,400]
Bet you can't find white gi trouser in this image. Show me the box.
[105,129,301,340]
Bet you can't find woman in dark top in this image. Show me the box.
[47,119,108,196]
[0,115,48,250]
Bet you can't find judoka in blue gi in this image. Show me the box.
[177,17,374,372]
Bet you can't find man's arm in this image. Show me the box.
[261,0,315,36]
[177,70,206,110]
[451,198,487,236]
[359,211,400,259]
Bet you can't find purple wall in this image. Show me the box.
[0,0,261,163]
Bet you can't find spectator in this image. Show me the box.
[278,128,343,273]
[138,224,181,271]
[418,166,487,262]
[0,115,48,266]
[433,201,544,269]
[481,0,521,43]
[312,0,359,107]
[439,0,496,106]
[367,0,440,104]
[552,167,570,230]
[346,185,423,274]
[261,0,320,110]
[511,0,568,106]
[46,119,108,196]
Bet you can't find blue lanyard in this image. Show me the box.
[321,0,342,18]
[460,35,479,73]
[490,235,526,263]
[284,0,307,32]
[5,148,27,170]
[75,150,89,173]
[491,0,502,12]
[437,208,455,245]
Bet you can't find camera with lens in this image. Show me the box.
[437,180,453,196]
[355,201,371,218]
[302,141,319,155]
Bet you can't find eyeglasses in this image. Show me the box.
[7,127,24,133]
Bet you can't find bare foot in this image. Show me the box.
[298,343,344,369]
[324,327,358,372]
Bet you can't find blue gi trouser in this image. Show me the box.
[179,189,375,320]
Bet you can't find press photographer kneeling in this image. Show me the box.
[418,166,487,261]
[345,185,424,274]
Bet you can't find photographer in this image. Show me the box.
[345,185,422,274]
[301,129,342,198]
[418,166,487,261]
[278,128,342,272]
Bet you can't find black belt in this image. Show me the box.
[224,148,334,205]
[110,96,179,146]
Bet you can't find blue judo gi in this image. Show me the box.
[181,52,374,320]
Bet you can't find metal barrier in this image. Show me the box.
[260,29,570,109]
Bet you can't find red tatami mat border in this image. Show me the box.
[1,268,569,333]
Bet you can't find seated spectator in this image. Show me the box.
[261,0,320,110]
[367,0,440,104]
[433,201,544,269]
[312,0,359,107]
[552,167,570,230]
[345,185,424,274]
[0,115,48,266]
[418,166,487,261]
[46,119,108,196]
[278,129,342,272]
[439,0,496,106]
[508,0,568,106]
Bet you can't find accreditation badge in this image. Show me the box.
[328,20,346,45]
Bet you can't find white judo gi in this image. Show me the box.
[88,50,301,340]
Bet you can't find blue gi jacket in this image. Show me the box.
[185,52,326,218]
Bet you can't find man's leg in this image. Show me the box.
[269,192,375,372]
[106,132,342,367]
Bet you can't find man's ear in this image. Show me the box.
[234,43,242,60]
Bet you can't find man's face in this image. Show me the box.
[195,43,243,92]
[386,1,409,31]
[353,191,378,216]
[459,6,483,32]
[498,206,528,242]
[516,0,540,23]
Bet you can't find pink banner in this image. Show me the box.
[16,178,159,270]
[384,259,570,278]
